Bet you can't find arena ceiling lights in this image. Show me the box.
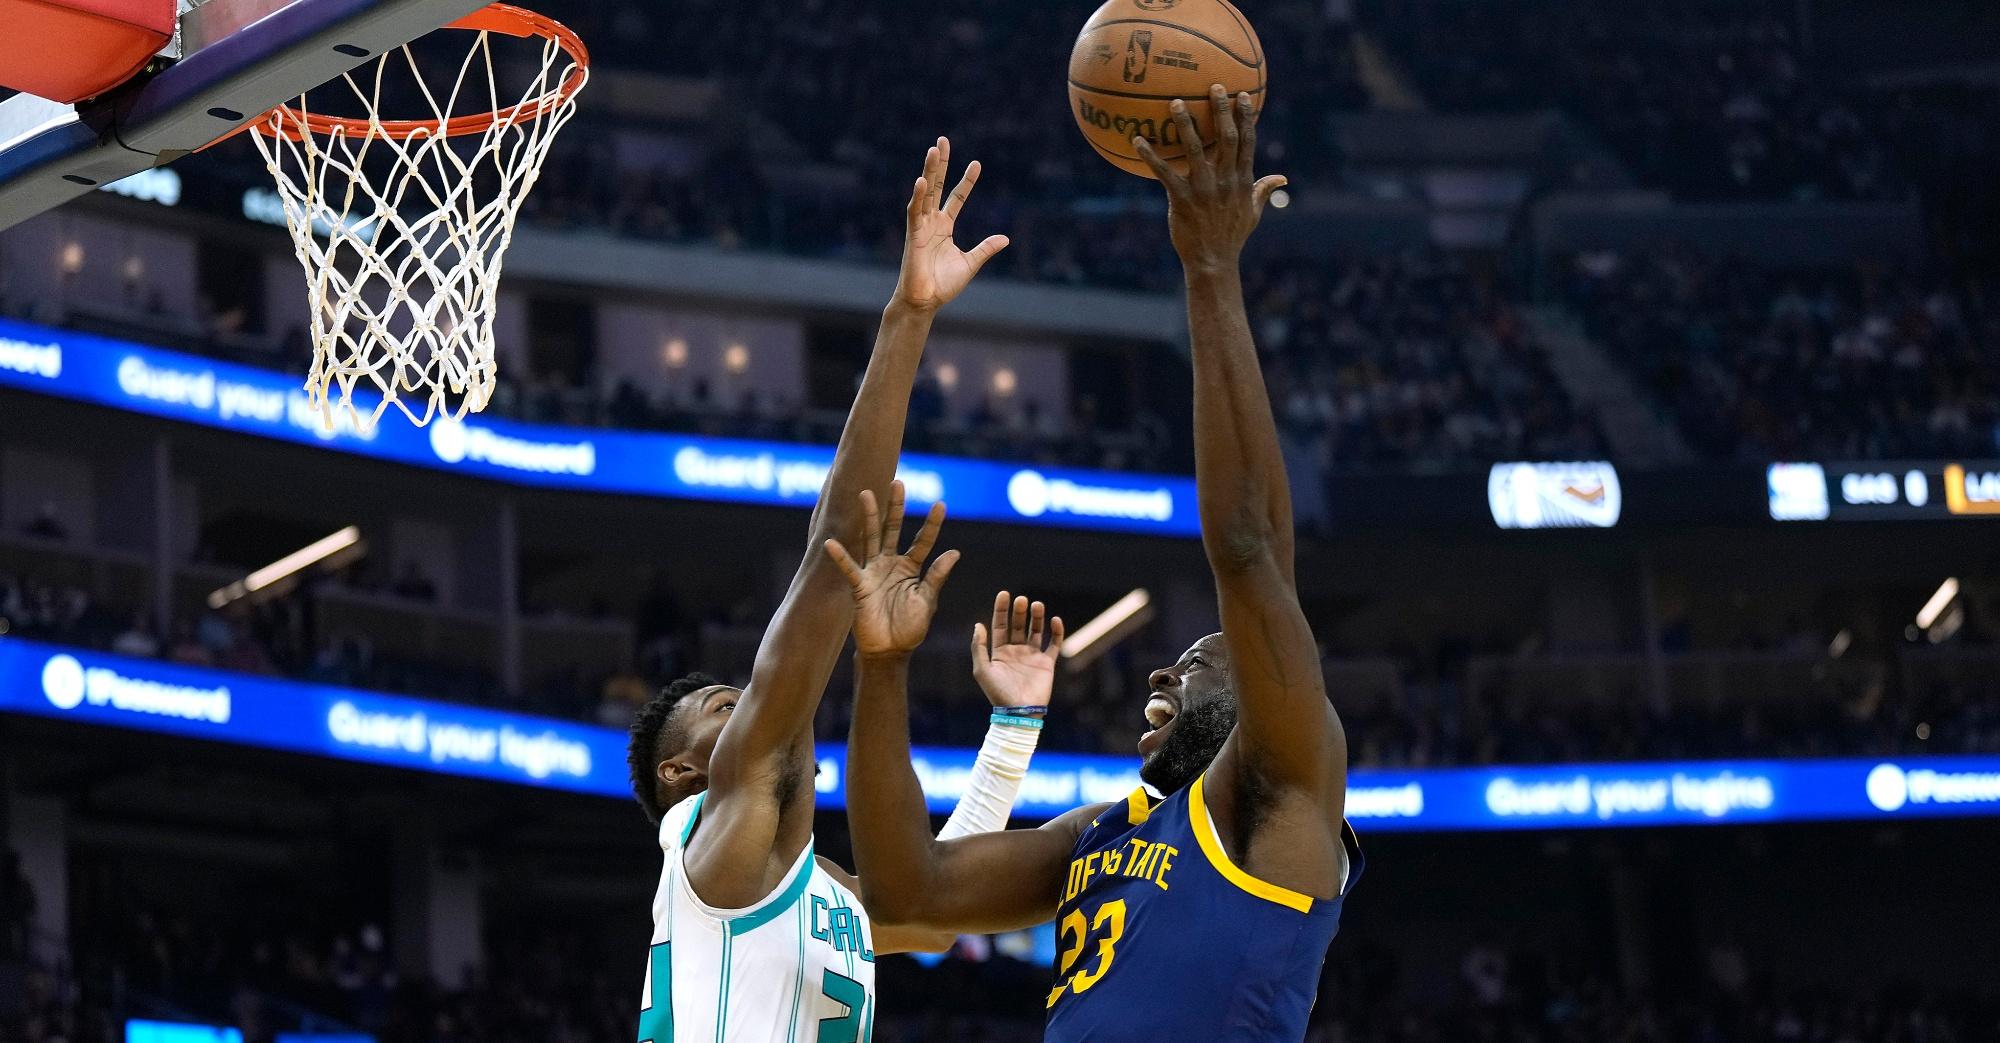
[206,525,365,609]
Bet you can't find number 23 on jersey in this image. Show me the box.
[1046,898,1127,1008]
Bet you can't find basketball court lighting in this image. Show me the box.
[1061,589,1154,672]
[1914,578,1960,631]
[207,526,364,609]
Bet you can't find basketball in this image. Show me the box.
[1067,0,1266,179]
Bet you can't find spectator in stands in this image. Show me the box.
[1,848,32,962]
[389,562,439,603]
[1252,251,1608,474]
[22,504,66,542]
[110,613,160,659]
[1566,248,2000,461]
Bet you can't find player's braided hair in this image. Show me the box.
[627,671,726,823]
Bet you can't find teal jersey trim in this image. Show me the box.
[678,793,706,847]
[712,932,731,1043]
[730,846,816,936]
[785,899,807,1040]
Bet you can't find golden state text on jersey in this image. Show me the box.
[1044,773,1362,1042]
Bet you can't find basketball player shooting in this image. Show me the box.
[625,140,1054,1043]
[833,90,1359,1041]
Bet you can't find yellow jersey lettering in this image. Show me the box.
[1135,841,1161,880]
[1102,845,1123,875]
[1065,858,1085,903]
[1122,839,1150,879]
[1082,851,1101,890]
[1130,841,1157,881]
[1154,845,1177,890]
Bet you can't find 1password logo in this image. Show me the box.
[41,654,87,710]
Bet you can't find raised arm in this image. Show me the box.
[691,141,1008,907]
[1135,92,1347,823]
[824,494,1104,933]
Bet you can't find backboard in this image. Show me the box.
[0,0,488,232]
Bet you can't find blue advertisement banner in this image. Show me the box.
[5,638,1998,832]
[0,317,1196,537]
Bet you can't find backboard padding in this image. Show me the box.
[0,0,487,232]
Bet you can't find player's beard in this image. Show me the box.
[1139,695,1237,796]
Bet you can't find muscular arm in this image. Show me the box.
[813,857,955,955]
[691,141,1009,908]
[1138,92,1346,830]
[847,651,1103,934]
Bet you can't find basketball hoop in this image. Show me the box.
[247,3,587,430]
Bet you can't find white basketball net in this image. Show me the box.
[250,25,584,431]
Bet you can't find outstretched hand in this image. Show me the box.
[893,137,1011,313]
[824,481,961,658]
[972,592,1064,710]
[1133,85,1286,276]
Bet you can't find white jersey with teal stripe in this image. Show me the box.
[639,792,877,1043]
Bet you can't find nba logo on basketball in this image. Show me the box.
[1123,30,1153,83]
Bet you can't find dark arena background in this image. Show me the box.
[4,0,2000,1040]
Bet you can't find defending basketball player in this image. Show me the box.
[624,140,1052,1043]
[833,90,1359,1041]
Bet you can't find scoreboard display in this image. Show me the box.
[1768,461,2000,521]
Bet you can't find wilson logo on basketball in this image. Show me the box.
[1135,0,1180,9]
[1076,100,1186,146]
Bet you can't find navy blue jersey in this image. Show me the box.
[1044,772,1362,1042]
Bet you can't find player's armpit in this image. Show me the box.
[683,733,810,909]
[858,803,1105,936]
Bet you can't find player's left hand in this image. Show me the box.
[1133,85,1287,277]
[824,481,961,658]
[892,137,1010,313]
[972,592,1064,709]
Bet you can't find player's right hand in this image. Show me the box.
[1133,85,1287,277]
[890,137,1010,314]
[972,592,1064,709]
[824,481,961,658]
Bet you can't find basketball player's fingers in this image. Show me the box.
[1011,595,1031,644]
[1132,137,1187,196]
[1252,174,1290,217]
[823,539,866,591]
[883,480,909,554]
[991,591,1011,642]
[1237,93,1258,184]
[966,235,1010,275]
[922,143,943,193]
[1029,600,1046,643]
[1168,100,1212,194]
[906,501,948,562]
[944,160,981,220]
[907,176,928,222]
[923,548,962,595]
[930,138,950,212]
[972,622,991,669]
[859,488,882,561]
[1047,615,1066,656]
[1210,84,1238,180]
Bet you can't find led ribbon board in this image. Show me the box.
[0,317,1195,537]
[6,639,1999,831]
[1768,460,2000,521]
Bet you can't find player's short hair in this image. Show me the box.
[627,671,726,823]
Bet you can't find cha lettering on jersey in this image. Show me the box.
[810,894,875,962]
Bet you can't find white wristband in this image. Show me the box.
[936,719,1042,840]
